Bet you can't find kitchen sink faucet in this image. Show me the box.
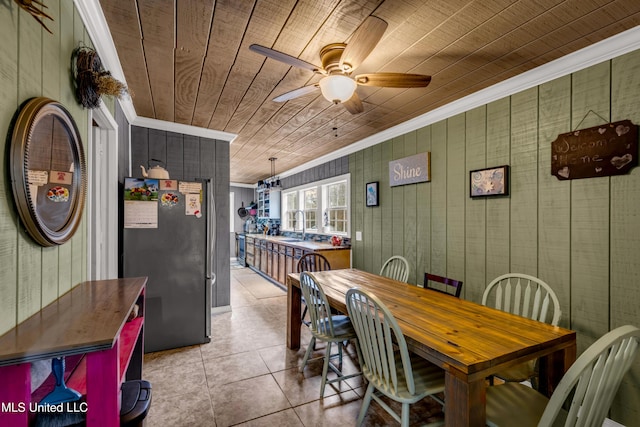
[293,210,306,241]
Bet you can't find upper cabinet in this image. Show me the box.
[257,188,280,219]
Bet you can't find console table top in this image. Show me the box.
[0,277,147,366]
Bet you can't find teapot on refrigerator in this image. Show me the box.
[140,159,170,179]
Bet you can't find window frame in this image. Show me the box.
[280,173,350,237]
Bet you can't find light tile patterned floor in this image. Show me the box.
[143,266,444,426]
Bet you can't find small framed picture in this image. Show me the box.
[366,181,379,207]
[470,165,509,198]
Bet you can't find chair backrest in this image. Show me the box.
[424,273,463,297]
[482,273,561,326]
[539,325,640,426]
[380,256,410,282]
[297,252,331,273]
[346,287,418,396]
[299,272,335,337]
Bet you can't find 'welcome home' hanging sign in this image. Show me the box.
[551,119,638,180]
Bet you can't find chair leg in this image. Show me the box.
[320,341,332,397]
[356,383,375,426]
[299,337,316,373]
[337,341,344,371]
[401,402,410,427]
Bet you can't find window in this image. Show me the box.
[281,174,350,236]
[304,188,317,231]
[325,181,347,233]
[284,191,299,230]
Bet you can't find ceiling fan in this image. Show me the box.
[249,16,431,114]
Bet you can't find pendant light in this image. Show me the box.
[268,157,281,189]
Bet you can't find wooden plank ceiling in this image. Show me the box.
[100,0,640,184]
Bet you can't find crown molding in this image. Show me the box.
[132,116,236,142]
[230,182,258,189]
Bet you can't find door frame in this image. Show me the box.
[87,102,119,279]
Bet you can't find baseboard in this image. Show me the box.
[211,305,232,314]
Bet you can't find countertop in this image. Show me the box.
[243,234,350,251]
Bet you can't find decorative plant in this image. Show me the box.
[71,46,131,109]
[14,0,54,34]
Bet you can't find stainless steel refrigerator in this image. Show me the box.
[122,178,214,353]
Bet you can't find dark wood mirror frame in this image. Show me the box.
[9,97,87,247]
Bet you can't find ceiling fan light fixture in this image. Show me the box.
[319,75,357,103]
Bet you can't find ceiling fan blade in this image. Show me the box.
[342,92,364,114]
[355,73,432,88]
[273,84,320,102]
[339,16,388,72]
[249,44,322,73]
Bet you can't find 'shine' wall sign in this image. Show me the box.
[389,152,431,187]
[551,120,638,180]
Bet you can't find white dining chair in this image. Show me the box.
[380,255,410,283]
[486,324,640,427]
[482,273,561,386]
[346,287,445,427]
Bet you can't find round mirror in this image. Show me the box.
[9,97,87,247]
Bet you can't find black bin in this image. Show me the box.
[120,380,152,426]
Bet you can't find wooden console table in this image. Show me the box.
[0,277,147,427]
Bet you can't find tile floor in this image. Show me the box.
[142,265,444,426]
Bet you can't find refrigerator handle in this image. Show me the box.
[209,190,217,286]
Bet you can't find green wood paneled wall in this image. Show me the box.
[350,49,640,424]
[0,4,90,335]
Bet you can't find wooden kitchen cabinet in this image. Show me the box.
[246,236,255,266]
[260,239,268,274]
[247,236,351,288]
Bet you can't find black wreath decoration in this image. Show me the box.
[71,46,130,109]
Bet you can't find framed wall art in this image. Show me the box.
[470,165,509,198]
[366,181,379,207]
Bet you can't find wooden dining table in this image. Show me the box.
[286,269,576,427]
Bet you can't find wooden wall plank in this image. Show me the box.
[351,151,364,269]
[538,75,571,329]
[380,140,393,270]
[0,0,19,335]
[415,127,431,286]
[430,121,447,273]
[130,127,149,178]
[183,135,201,180]
[464,106,487,303]
[484,98,511,285]
[148,128,168,166]
[214,140,230,307]
[403,132,418,284]
[17,5,44,324]
[608,49,640,425]
[166,132,185,180]
[446,114,465,287]
[391,136,405,260]
[59,0,77,109]
[570,62,611,353]
[509,88,538,275]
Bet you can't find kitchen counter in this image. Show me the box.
[244,234,351,286]
[249,234,350,251]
